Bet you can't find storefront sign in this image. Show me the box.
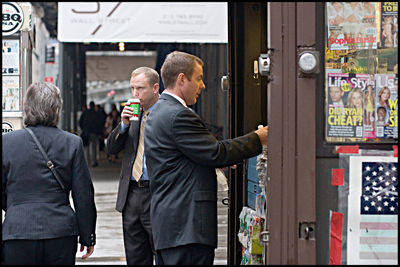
[2,121,14,134]
[58,2,227,43]
[2,2,24,36]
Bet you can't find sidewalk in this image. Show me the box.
[76,150,126,264]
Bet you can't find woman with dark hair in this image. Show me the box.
[2,82,97,265]
[377,86,391,124]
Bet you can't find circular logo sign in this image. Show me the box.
[2,121,15,134]
[2,2,24,36]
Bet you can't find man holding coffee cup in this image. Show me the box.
[106,67,159,265]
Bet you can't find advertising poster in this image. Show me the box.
[374,74,398,139]
[327,2,377,50]
[347,156,398,265]
[2,39,20,75]
[380,2,398,49]
[326,73,371,138]
[2,76,20,111]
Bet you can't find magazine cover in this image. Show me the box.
[359,2,377,50]
[326,73,371,138]
[377,48,398,74]
[325,47,345,70]
[2,39,20,75]
[327,2,378,50]
[363,74,376,138]
[326,2,346,50]
[380,2,398,49]
[2,76,20,111]
[375,74,398,139]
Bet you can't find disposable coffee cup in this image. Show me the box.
[128,98,140,121]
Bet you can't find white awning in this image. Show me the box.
[58,2,228,43]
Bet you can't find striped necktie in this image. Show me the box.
[132,110,149,181]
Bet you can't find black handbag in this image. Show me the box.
[25,127,70,192]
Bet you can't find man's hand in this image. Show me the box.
[80,244,95,260]
[121,102,133,125]
[255,125,268,146]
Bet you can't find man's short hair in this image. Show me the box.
[329,85,343,92]
[23,82,63,127]
[160,51,203,89]
[131,67,159,87]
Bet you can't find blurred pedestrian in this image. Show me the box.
[105,108,121,162]
[79,104,90,147]
[79,101,101,167]
[144,51,269,265]
[106,67,159,265]
[97,104,107,152]
[111,103,120,117]
[2,82,97,265]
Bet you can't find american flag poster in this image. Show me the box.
[347,156,398,265]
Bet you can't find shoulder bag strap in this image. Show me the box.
[25,127,69,192]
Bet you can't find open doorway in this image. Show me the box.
[227,2,268,265]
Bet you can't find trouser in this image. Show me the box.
[2,236,78,265]
[122,181,155,265]
[156,243,215,265]
[88,133,99,165]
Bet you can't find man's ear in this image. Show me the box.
[177,73,185,86]
[153,83,160,94]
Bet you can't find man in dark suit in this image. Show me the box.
[144,51,269,265]
[79,101,101,167]
[106,67,159,265]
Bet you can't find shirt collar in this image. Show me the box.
[162,91,187,108]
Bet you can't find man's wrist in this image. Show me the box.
[121,121,129,133]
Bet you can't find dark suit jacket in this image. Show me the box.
[144,94,262,250]
[79,107,101,135]
[2,125,96,246]
[106,112,143,212]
